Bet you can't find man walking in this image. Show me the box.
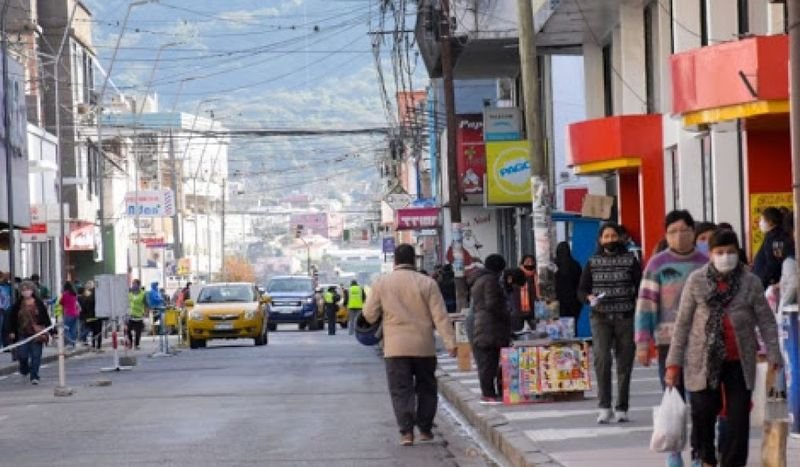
[635,210,707,467]
[362,243,457,446]
[346,279,366,335]
[324,286,341,336]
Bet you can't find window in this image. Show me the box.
[602,44,613,116]
[644,1,657,113]
[700,134,714,221]
[738,0,749,36]
[668,146,680,209]
[700,0,709,46]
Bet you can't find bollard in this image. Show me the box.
[54,317,74,397]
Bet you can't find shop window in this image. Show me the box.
[644,1,657,113]
[668,146,679,209]
[700,134,714,221]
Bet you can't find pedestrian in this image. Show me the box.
[362,243,457,446]
[469,254,510,405]
[773,212,796,401]
[694,222,717,256]
[0,271,13,349]
[437,264,457,313]
[4,281,51,385]
[665,229,783,467]
[324,285,341,336]
[346,279,366,336]
[634,210,707,467]
[753,207,794,288]
[78,285,90,345]
[29,273,51,301]
[517,254,541,330]
[503,267,526,332]
[175,282,192,308]
[578,222,642,424]
[554,242,583,320]
[128,279,147,350]
[80,282,102,351]
[147,282,165,335]
[58,282,80,348]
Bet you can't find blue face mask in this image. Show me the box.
[696,241,709,255]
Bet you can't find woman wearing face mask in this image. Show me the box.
[666,229,782,467]
[694,222,717,256]
[578,223,642,424]
[753,207,794,289]
[518,254,541,330]
[4,281,51,385]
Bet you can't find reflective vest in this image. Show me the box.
[348,285,363,309]
[323,291,334,304]
[129,291,147,319]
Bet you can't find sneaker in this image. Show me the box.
[418,431,434,442]
[400,433,414,446]
[31,378,39,385]
[615,410,630,423]
[666,452,684,467]
[597,408,613,424]
[479,396,503,406]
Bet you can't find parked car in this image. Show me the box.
[184,283,269,349]
[264,275,322,331]
[316,283,348,328]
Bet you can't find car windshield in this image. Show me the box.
[197,285,255,303]
[267,278,313,293]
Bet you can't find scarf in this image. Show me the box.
[704,263,742,390]
[520,268,537,313]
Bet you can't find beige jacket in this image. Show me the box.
[362,265,456,357]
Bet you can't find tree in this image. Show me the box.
[222,256,256,282]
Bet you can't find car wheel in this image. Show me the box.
[189,337,205,349]
[298,322,306,331]
[267,322,277,332]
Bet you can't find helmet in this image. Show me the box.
[355,311,382,346]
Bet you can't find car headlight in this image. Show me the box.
[244,310,257,320]
[305,297,315,304]
[190,311,203,321]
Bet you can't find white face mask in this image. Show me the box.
[712,253,739,273]
[759,219,771,233]
[21,289,33,298]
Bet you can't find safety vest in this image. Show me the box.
[348,285,363,309]
[129,291,146,319]
[323,291,334,304]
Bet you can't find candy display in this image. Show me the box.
[501,340,592,404]
[538,342,592,393]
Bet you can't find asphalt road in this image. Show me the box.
[0,326,498,467]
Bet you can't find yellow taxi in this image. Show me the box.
[185,283,269,349]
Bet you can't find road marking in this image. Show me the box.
[503,406,651,421]
[40,364,50,369]
[525,425,653,442]
[0,375,8,381]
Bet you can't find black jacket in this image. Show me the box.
[5,297,51,338]
[79,292,96,321]
[555,257,583,319]
[753,228,794,288]
[469,269,510,348]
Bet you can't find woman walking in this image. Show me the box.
[666,229,782,467]
[59,282,80,348]
[578,223,641,424]
[4,281,51,385]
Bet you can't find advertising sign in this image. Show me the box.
[750,192,793,255]
[65,222,95,251]
[486,141,532,205]
[456,115,486,197]
[125,189,175,217]
[395,207,440,230]
[382,237,396,254]
[20,204,48,243]
[483,107,522,141]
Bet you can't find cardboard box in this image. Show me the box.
[581,194,615,219]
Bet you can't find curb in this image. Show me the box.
[0,346,94,377]
[437,369,565,467]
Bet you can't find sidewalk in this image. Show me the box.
[0,342,96,377]
[437,355,800,467]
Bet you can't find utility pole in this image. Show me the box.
[1,2,15,282]
[169,129,182,260]
[516,0,553,297]
[790,0,800,268]
[221,178,226,281]
[440,0,468,313]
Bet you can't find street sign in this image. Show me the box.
[384,192,413,210]
[382,237,395,253]
[125,189,176,217]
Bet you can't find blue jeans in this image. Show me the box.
[64,315,78,346]
[17,340,43,380]
[0,309,5,349]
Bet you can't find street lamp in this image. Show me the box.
[295,224,311,275]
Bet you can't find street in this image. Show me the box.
[0,327,497,467]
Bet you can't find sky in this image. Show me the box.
[81,0,406,202]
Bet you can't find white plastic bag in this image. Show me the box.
[649,388,688,453]
[751,361,768,428]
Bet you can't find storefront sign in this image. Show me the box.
[395,207,440,230]
[65,222,95,251]
[456,115,486,196]
[483,107,522,141]
[750,192,793,255]
[20,204,48,243]
[125,189,175,217]
[486,141,531,205]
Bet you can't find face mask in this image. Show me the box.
[713,253,739,273]
[522,265,535,271]
[696,241,709,255]
[603,241,619,253]
[21,290,33,298]
[131,285,140,293]
[759,219,771,233]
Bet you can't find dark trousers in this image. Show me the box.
[590,313,635,411]
[690,361,751,467]
[385,357,438,435]
[127,319,144,347]
[17,340,43,380]
[88,319,103,349]
[473,344,502,398]
[325,305,336,335]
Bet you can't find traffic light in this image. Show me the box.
[295,224,303,239]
